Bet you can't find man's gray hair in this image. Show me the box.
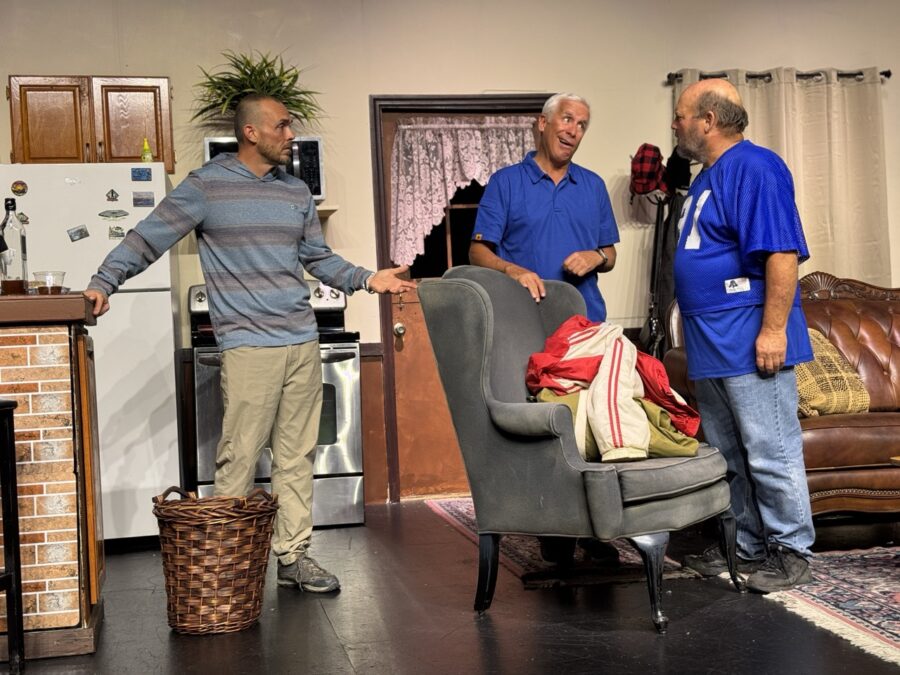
[696,91,749,134]
[542,93,591,121]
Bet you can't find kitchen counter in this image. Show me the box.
[0,292,96,326]
[0,297,103,658]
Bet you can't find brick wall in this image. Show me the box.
[0,325,81,631]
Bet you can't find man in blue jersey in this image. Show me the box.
[671,79,815,593]
[469,93,619,322]
[84,94,415,594]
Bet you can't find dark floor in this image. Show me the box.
[10,503,899,675]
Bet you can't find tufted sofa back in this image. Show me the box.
[800,271,900,412]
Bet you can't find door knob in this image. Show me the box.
[393,322,406,337]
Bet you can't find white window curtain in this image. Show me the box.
[390,115,536,266]
[674,67,890,284]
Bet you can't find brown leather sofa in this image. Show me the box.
[663,271,900,516]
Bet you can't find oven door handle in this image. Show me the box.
[197,353,222,367]
[321,352,356,364]
[198,352,353,366]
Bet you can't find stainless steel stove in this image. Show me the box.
[182,280,363,527]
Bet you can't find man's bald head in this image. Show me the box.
[685,78,743,105]
[682,78,748,135]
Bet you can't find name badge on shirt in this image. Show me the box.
[725,277,751,294]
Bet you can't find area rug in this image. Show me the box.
[425,497,694,589]
[763,546,899,665]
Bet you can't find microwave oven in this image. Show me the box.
[203,136,325,202]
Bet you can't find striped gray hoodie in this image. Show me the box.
[89,154,372,350]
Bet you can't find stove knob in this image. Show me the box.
[195,291,206,303]
[313,287,324,298]
[329,289,341,299]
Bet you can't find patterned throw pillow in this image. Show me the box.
[795,329,870,417]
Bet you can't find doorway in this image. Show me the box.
[370,94,548,501]
[408,181,484,279]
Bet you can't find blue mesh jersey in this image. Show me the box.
[673,141,813,379]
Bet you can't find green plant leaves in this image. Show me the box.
[192,50,323,125]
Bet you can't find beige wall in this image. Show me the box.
[3,0,899,344]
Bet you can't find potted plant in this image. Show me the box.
[192,50,323,127]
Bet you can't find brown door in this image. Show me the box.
[371,95,547,501]
[91,76,175,172]
[8,75,93,163]
[391,290,468,498]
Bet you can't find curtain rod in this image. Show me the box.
[666,69,891,85]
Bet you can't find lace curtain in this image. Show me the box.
[390,115,537,266]
[674,67,890,284]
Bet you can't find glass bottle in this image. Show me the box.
[0,198,28,294]
[141,137,153,162]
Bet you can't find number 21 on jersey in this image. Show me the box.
[676,189,711,250]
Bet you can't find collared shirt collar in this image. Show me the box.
[523,151,580,184]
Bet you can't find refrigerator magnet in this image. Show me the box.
[99,209,129,220]
[133,191,155,207]
[16,212,29,225]
[131,167,152,182]
[108,225,125,240]
[10,180,27,196]
[67,225,90,242]
[106,189,120,201]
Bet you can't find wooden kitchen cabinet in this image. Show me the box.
[90,77,174,171]
[8,75,175,172]
[7,76,91,164]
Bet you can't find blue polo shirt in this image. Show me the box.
[473,151,619,321]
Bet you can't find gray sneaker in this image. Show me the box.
[277,555,341,593]
[745,545,812,594]
[683,544,766,577]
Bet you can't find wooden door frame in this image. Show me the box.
[369,93,549,502]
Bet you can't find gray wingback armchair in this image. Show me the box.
[418,266,741,633]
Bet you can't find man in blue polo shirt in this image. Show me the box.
[469,92,619,322]
[470,92,621,566]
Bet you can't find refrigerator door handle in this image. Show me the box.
[97,141,104,162]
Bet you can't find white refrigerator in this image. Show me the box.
[0,162,178,539]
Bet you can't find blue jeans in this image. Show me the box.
[694,369,814,559]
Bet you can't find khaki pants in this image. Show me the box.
[213,342,322,565]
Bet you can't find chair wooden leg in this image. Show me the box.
[717,510,745,592]
[474,533,500,613]
[628,532,670,634]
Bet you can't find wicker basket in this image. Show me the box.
[153,486,279,634]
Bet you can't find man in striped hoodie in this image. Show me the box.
[84,94,415,593]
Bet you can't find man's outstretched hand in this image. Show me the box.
[83,289,110,317]
[368,266,417,294]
